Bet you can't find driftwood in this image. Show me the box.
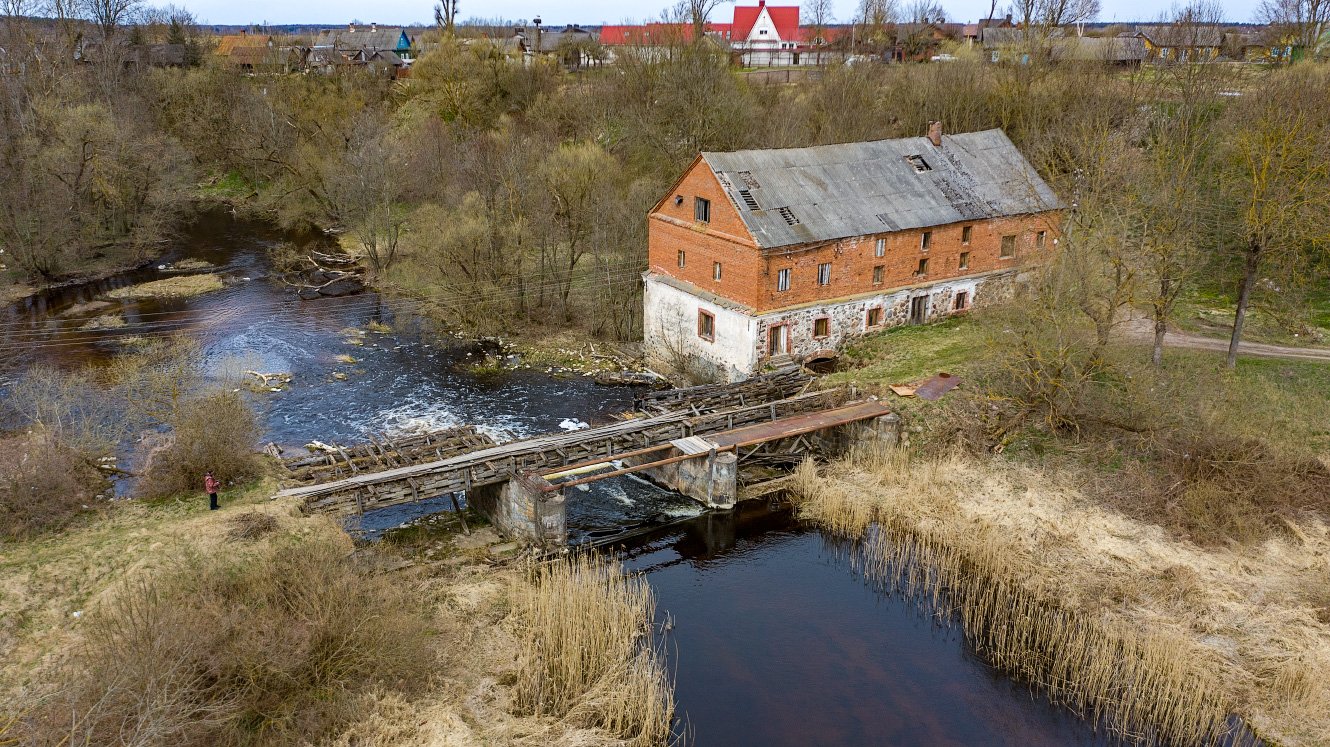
[281,250,368,300]
[635,366,812,415]
[281,425,498,485]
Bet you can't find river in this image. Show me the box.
[1,212,1124,745]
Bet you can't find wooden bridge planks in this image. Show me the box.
[283,387,849,515]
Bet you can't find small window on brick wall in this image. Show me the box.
[677,250,686,268]
[813,317,830,338]
[916,257,929,276]
[817,262,831,286]
[1036,230,1047,249]
[694,197,710,223]
[875,238,886,257]
[872,265,884,284]
[697,309,715,341]
[776,268,791,292]
[713,262,722,281]
[959,251,970,270]
[920,231,932,251]
[962,225,972,244]
[1000,235,1016,258]
[866,307,883,327]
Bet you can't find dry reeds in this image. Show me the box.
[791,448,1245,747]
[512,554,674,746]
[30,534,432,746]
[225,510,279,540]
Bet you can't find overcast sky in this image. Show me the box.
[183,0,1263,29]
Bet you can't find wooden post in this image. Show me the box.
[450,492,470,535]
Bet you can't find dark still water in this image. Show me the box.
[624,504,1121,747]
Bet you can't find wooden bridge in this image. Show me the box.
[274,368,899,545]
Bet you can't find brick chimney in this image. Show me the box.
[927,120,943,147]
[348,22,355,32]
[371,22,377,32]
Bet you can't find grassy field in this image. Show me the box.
[833,315,1330,451]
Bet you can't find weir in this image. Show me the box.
[274,368,899,546]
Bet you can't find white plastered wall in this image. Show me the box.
[643,275,758,383]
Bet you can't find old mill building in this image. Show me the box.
[643,124,1064,382]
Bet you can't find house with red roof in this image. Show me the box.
[729,0,803,66]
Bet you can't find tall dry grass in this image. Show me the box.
[790,447,1245,747]
[25,533,432,746]
[512,554,674,746]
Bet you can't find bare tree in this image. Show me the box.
[674,0,730,44]
[434,0,458,36]
[803,0,834,63]
[78,0,141,39]
[855,0,899,55]
[1008,0,1099,49]
[1256,0,1330,57]
[1133,2,1228,366]
[1218,71,1330,368]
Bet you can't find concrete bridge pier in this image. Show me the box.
[851,413,902,447]
[468,472,567,546]
[634,436,738,510]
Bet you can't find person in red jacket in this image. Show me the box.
[205,470,220,511]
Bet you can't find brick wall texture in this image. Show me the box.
[649,158,1063,313]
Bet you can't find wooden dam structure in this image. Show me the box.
[275,368,899,545]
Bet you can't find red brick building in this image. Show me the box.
[643,125,1063,381]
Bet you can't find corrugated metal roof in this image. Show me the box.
[701,129,1062,249]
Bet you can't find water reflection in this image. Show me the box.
[621,503,1124,747]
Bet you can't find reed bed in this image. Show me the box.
[790,448,1247,747]
[512,554,675,746]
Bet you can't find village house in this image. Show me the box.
[726,1,801,66]
[314,22,417,62]
[642,125,1063,382]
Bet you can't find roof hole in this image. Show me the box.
[777,206,800,225]
[737,189,760,211]
[737,171,761,189]
[906,155,932,173]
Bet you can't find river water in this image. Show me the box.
[1,213,1122,745]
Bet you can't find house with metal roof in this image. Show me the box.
[643,125,1063,382]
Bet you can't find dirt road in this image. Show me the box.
[1122,317,1330,363]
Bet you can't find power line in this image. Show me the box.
[0,273,652,353]
[0,259,654,332]
[0,265,653,342]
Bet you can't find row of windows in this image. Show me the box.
[678,253,975,290]
[678,213,1045,291]
[694,291,971,343]
[690,193,1047,258]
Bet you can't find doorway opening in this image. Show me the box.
[909,296,929,324]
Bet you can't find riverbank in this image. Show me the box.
[0,482,672,745]
[819,316,1330,745]
[789,449,1328,745]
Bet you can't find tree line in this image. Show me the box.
[1,3,1328,352]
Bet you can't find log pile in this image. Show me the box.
[634,366,812,415]
[280,425,497,485]
[284,250,367,300]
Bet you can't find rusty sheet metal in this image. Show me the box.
[914,372,961,401]
[706,400,893,448]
